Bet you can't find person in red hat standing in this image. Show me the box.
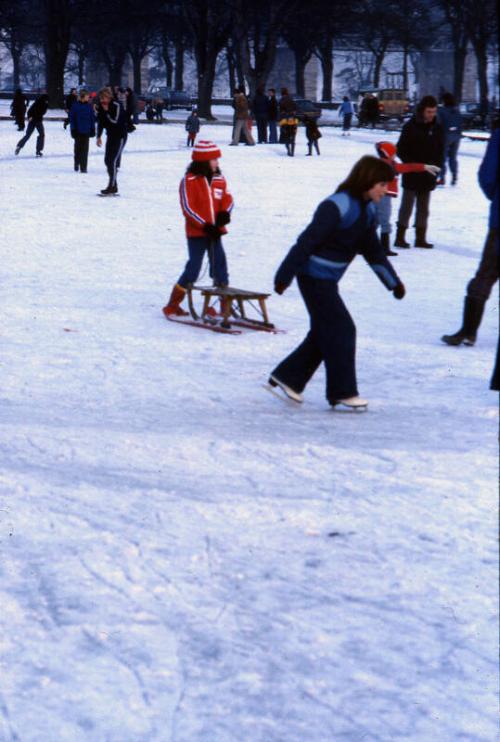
[163,141,234,317]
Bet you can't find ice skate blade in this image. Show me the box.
[263,384,302,405]
[268,375,303,403]
[331,397,368,412]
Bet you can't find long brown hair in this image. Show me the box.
[336,156,394,198]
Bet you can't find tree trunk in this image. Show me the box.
[132,52,142,94]
[44,0,71,107]
[294,51,310,98]
[316,39,333,102]
[226,45,236,95]
[402,46,409,91]
[373,51,385,88]
[196,49,219,119]
[452,44,467,103]
[77,50,85,85]
[473,42,489,117]
[110,53,126,87]
[174,41,184,91]
[162,41,173,88]
[10,44,22,89]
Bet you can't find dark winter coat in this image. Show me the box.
[97,99,128,138]
[478,128,499,230]
[274,191,400,292]
[268,96,278,122]
[69,101,96,137]
[253,91,269,118]
[397,115,444,192]
[234,93,250,120]
[279,94,295,117]
[438,105,462,145]
[185,114,201,134]
[304,118,321,141]
[11,91,27,117]
[65,93,77,112]
[27,96,49,122]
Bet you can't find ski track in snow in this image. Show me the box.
[0,121,498,742]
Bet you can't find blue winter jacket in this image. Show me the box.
[438,105,462,144]
[478,128,499,230]
[339,101,354,115]
[69,101,96,137]
[275,192,400,291]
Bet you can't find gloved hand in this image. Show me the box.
[424,164,441,176]
[275,281,289,295]
[393,281,406,300]
[215,210,231,227]
[203,223,222,240]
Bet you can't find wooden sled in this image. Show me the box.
[187,285,281,333]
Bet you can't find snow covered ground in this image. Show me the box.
[0,120,498,742]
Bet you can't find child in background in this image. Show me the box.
[375,141,441,256]
[338,96,354,135]
[304,116,322,156]
[69,88,96,173]
[185,109,201,147]
[279,115,299,157]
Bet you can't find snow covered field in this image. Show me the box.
[0,120,498,742]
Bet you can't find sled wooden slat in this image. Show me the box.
[190,284,275,330]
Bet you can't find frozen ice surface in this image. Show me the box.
[0,120,498,742]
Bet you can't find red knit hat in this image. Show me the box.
[376,141,396,160]
[192,140,222,161]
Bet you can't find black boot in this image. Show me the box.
[415,227,433,248]
[441,296,486,346]
[394,224,410,248]
[381,232,397,256]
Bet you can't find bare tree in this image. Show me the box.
[464,0,497,115]
[438,0,468,102]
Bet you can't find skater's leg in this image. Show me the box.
[35,122,45,154]
[449,141,459,183]
[80,135,89,172]
[16,119,35,151]
[178,237,208,288]
[73,136,80,170]
[466,228,499,303]
[314,140,320,155]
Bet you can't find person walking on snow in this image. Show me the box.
[267,88,279,143]
[304,116,321,156]
[185,109,200,147]
[96,86,128,196]
[394,95,444,249]
[69,88,96,173]
[374,140,441,256]
[163,141,234,317]
[441,124,499,362]
[338,96,354,135]
[437,92,462,185]
[253,85,269,143]
[230,88,255,146]
[15,93,49,157]
[268,155,405,411]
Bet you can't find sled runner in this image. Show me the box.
[187,285,282,333]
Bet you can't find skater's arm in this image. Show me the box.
[361,227,401,291]
[274,200,341,288]
[478,129,499,201]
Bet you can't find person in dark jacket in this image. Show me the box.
[304,116,321,156]
[11,89,28,131]
[15,94,49,157]
[63,88,77,129]
[267,88,279,143]
[268,156,405,411]
[441,125,499,364]
[125,87,139,125]
[279,87,295,117]
[253,85,269,143]
[69,88,96,173]
[394,95,444,249]
[437,92,462,185]
[96,86,128,195]
[360,94,379,128]
[185,109,201,146]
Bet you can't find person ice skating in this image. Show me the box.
[96,86,128,196]
[304,116,321,156]
[163,141,234,317]
[230,88,255,146]
[69,88,96,173]
[15,93,49,157]
[268,156,405,410]
[437,92,462,185]
[338,96,354,135]
[279,115,299,157]
[394,95,444,249]
[267,88,279,143]
[441,125,499,360]
[63,88,77,130]
[374,140,441,256]
[185,109,200,147]
[11,88,28,131]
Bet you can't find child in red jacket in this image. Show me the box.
[163,141,234,317]
[375,141,440,255]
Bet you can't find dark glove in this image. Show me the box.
[275,281,289,295]
[215,210,231,227]
[203,223,222,240]
[393,281,406,300]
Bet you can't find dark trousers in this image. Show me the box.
[104,135,127,186]
[15,115,25,131]
[187,133,196,146]
[307,138,320,155]
[256,117,268,143]
[17,120,44,153]
[342,113,352,131]
[271,275,358,402]
[268,120,278,143]
[178,237,229,288]
[442,140,459,182]
[467,228,499,302]
[74,134,90,172]
[398,189,431,230]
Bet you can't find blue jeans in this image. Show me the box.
[271,275,358,402]
[178,237,229,288]
[442,140,459,182]
[268,120,278,143]
[342,113,352,131]
[375,194,393,234]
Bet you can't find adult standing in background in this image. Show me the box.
[11,88,28,131]
[437,92,462,185]
[15,93,49,157]
[230,87,255,146]
[69,88,96,173]
[267,88,279,143]
[338,96,354,135]
[394,95,444,249]
[253,85,269,143]
[279,87,295,118]
[63,88,77,130]
[96,86,128,195]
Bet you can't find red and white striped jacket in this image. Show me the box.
[179,173,234,238]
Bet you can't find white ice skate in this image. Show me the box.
[331,395,368,412]
[266,375,303,403]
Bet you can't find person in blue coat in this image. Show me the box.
[268,155,405,410]
[441,123,499,389]
[437,92,462,185]
[338,96,354,135]
[69,89,96,173]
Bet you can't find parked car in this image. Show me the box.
[294,98,322,121]
[357,88,410,124]
[146,86,192,110]
[459,102,485,130]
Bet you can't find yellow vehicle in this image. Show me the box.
[376,89,410,121]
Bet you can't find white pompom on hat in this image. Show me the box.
[192,140,222,161]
